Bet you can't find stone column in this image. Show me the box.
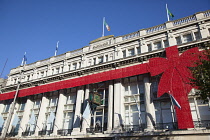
[53,90,66,135]
[34,95,49,136]
[144,75,155,131]
[18,98,33,137]
[71,86,85,135]
[107,80,114,132]
[113,79,122,131]
[81,85,90,133]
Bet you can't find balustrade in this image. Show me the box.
[122,31,140,41]
[203,10,210,17]
[173,15,196,26]
[146,24,166,34]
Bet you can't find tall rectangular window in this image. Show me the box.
[175,36,182,45]
[78,62,81,68]
[163,40,169,48]
[52,69,54,75]
[72,63,77,70]
[105,55,108,62]
[56,68,59,74]
[147,44,152,52]
[40,72,44,77]
[27,75,30,81]
[153,41,161,50]
[183,34,193,43]
[122,50,126,58]
[194,32,201,40]
[128,48,135,56]
[93,58,96,65]
[98,56,103,63]
[137,47,141,54]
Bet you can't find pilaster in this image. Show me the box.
[53,90,66,135]
[18,98,33,137]
[113,79,122,132]
[34,95,48,136]
[71,86,85,135]
[143,75,155,131]
[107,80,114,132]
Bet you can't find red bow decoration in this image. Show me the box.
[149,46,200,129]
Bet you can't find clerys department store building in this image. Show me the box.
[0,10,210,140]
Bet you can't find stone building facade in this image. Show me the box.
[0,10,210,140]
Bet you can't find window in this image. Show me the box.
[34,100,41,109]
[27,75,30,81]
[12,116,22,134]
[122,50,126,58]
[98,56,103,63]
[19,103,26,111]
[68,65,71,71]
[78,62,81,69]
[49,98,57,107]
[63,88,77,131]
[128,48,135,56]
[52,69,54,75]
[40,72,44,77]
[63,112,74,130]
[137,47,141,54]
[183,34,192,43]
[56,68,59,74]
[147,44,152,52]
[175,36,182,45]
[105,55,108,62]
[93,58,96,65]
[72,63,77,70]
[163,40,169,48]
[14,79,17,84]
[89,82,108,132]
[4,104,10,112]
[194,32,201,40]
[154,101,174,129]
[153,41,161,50]
[66,94,76,104]
[123,76,146,127]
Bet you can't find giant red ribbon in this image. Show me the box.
[149,46,200,129]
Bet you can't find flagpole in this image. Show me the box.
[166,4,170,21]
[102,17,105,37]
[21,52,26,66]
[55,41,59,56]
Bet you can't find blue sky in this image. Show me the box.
[0,0,209,78]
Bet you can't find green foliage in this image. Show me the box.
[191,48,210,101]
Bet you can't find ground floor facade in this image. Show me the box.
[0,74,210,139]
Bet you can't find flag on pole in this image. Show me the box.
[82,102,91,120]
[169,94,181,109]
[21,52,27,66]
[104,20,110,31]
[54,41,59,56]
[166,4,174,21]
